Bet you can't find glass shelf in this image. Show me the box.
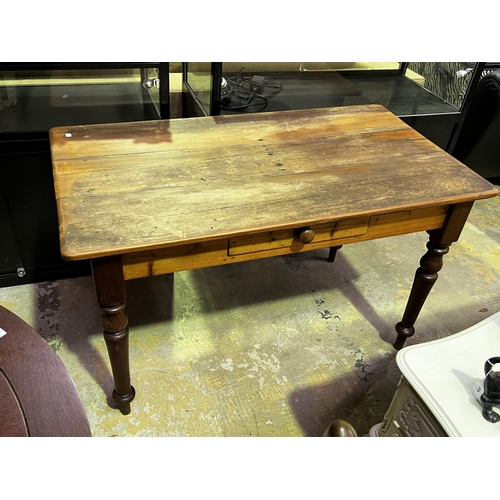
[183,62,476,118]
[219,71,459,116]
[0,67,162,134]
[341,75,459,116]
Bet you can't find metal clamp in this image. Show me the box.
[143,78,160,89]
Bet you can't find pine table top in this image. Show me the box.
[49,105,499,260]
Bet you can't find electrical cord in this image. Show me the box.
[221,67,283,112]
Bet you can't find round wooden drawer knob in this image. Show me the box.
[296,227,315,244]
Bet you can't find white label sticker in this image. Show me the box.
[65,133,72,138]
[0,328,7,338]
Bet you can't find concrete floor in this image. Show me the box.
[1,193,500,437]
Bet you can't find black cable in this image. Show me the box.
[227,75,283,93]
[221,84,268,111]
[221,67,282,112]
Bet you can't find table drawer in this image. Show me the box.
[228,206,448,257]
[122,206,449,280]
[228,217,370,256]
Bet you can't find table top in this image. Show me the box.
[397,311,500,437]
[49,104,499,261]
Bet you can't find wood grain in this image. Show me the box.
[0,305,91,437]
[0,370,28,437]
[91,256,135,414]
[228,216,370,255]
[49,105,499,260]
[121,206,448,280]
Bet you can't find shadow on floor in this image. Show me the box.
[32,247,405,414]
[288,351,398,437]
[187,248,396,345]
[35,279,118,408]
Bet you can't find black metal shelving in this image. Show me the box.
[0,63,170,287]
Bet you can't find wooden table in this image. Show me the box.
[49,105,499,414]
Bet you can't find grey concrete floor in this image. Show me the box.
[1,193,500,437]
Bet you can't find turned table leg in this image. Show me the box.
[394,202,474,350]
[92,256,135,414]
[394,240,449,349]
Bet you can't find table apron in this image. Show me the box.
[121,205,448,280]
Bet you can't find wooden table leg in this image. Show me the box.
[91,256,135,414]
[394,202,474,350]
[328,245,343,263]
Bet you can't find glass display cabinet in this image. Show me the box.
[0,63,170,287]
[0,63,169,134]
[447,62,500,158]
[182,62,484,151]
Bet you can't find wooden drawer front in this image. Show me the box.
[367,206,448,239]
[122,239,229,280]
[228,206,447,256]
[122,206,448,280]
[228,217,370,256]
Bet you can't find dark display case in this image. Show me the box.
[0,63,170,287]
[182,62,484,151]
[448,63,500,180]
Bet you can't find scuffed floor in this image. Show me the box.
[2,194,500,437]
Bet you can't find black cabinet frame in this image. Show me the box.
[0,63,171,287]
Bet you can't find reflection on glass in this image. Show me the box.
[186,62,213,115]
[406,62,475,109]
[220,63,372,113]
[217,62,463,117]
[222,62,401,73]
[301,62,401,72]
[141,67,161,116]
[0,68,161,133]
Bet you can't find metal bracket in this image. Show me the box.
[143,78,160,89]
